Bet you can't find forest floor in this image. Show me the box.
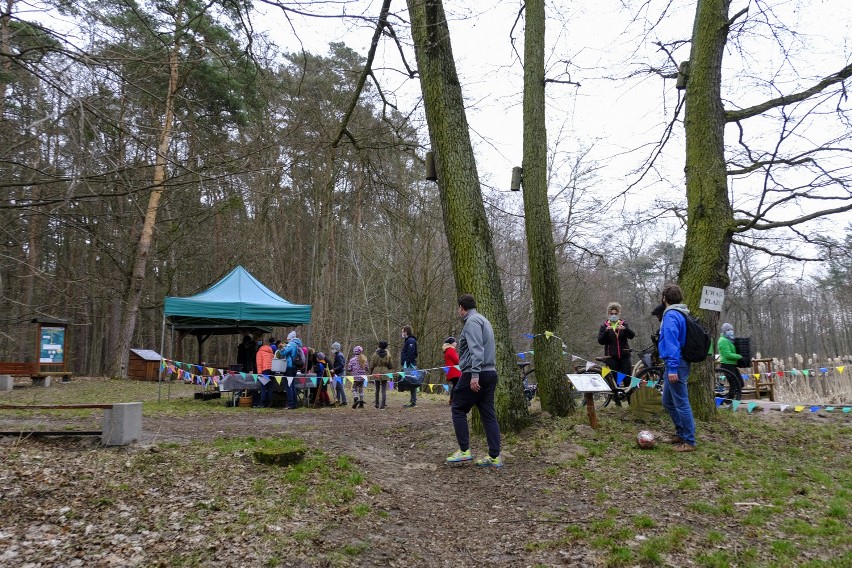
[0,377,850,567]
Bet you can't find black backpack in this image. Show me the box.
[670,308,711,363]
[292,347,305,371]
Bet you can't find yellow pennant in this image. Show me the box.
[601,365,611,378]
[838,366,845,374]
[753,373,760,379]
[544,331,554,339]
[794,405,805,412]
[275,376,282,386]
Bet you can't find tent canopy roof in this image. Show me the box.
[164,266,311,332]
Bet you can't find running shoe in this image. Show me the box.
[446,449,472,463]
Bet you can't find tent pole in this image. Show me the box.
[158,314,166,403]
[168,323,174,400]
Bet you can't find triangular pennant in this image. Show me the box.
[779,404,789,412]
[388,381,395,390]
[518,353,526,360]
[753,373,760,380]
[794,405,805,412]
[287,376,294,387]
[601,366,611,379]
[731,400,741,412]
[571,355,580,361]
[629,377,641,388]
[544,331,554,339]
[323,376,329,385]
[715,397,724,407]
[837,366,845,374]
[646,380,657,388]
[809,406,820,412]
[523,333,535,339]
[443,366,450,374]
[825,406,834,412]
[615,372,626,386]
[747,402,758,413]
[776,371,784,378]
[803,369,810,377]
[819,367,828,374]
[444,384,449,393]
[843,407,851,413]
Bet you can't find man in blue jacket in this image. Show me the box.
[446,294,503,467]
[659,284,697,452]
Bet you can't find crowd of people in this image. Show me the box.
[234,322,459,411]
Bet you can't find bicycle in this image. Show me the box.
[517,361,538,404]
[574,355,637,409]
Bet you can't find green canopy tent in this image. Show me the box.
[159,266,311,397]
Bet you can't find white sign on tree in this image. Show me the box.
[700,286,725,312]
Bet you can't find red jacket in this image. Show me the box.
[443,344,461,380]
[256,344,274,373]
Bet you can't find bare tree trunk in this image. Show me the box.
[110,3,184,377]
[407,0,529,431]
[522,0,573,416]
[0,0,12,120]
[678,0,734,419]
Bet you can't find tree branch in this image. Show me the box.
[730,237,822,262]
[725,63,852,122]
[331,0,391,149]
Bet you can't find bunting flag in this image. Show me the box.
[616,372,627,386]
[731,400,741,412]
[838,366,845,374]
[715,397,724,407]
[629,376,641,389]
[747,402,758,413]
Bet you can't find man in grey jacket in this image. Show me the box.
[446,294,503,467]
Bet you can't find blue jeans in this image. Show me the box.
[285,366,298,408]
[259,369,273,406]
[662,362,696,445]
[451,371,501,458]
[334,378,347,404]
[405,365,419,404]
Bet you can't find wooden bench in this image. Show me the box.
[0,403,141,446]
[0,362,74,388]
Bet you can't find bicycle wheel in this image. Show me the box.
[636,367,664,393]
[714,367,739,397]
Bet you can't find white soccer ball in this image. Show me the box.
[637,430,656,449]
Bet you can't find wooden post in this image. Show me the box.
[584,393,599,429]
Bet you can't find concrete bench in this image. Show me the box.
[0,402,142,446]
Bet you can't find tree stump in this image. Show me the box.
[253,448,306,467]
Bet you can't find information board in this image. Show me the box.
[566,373,612,393]
[40,326,65,364]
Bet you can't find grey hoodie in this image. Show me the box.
[458,308,497,376]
